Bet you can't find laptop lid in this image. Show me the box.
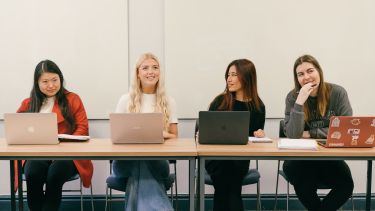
[323,116,375,148]
[198,111,250,145]
[109,113,164,144]
[4,113,59,145]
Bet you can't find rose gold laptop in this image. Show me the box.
[109,113,164,144]
[318,116,375,148]
[4,113,59,145]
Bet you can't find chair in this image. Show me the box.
[22,173,94,211]
[195,119,262,210]
[273,120,354,211]
[104,160,178,211]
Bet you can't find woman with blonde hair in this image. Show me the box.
[113,53,177,211]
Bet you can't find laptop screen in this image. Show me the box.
[325,116,375,147]
[198,111,250,145]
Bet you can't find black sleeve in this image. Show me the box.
[249,104,266,135]
[208,95,224,111]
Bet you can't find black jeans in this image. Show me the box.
[283,160,354,211]
[205,160,250,211]
[24,160,78,211]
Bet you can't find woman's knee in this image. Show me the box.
[145,160,170,179]
[339,176,354,195]
[112,160,134,177]
[282,161,297,183]
[24,160,49,182]
[46,161,77,185]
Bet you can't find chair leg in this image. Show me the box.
[105,186,109,211]
[170,183,174,207]
[90,185,94,211]
[256,181,261,211]
[351,195,354,211]
[109,187,113,211]
[80,180,83,211]
[286,182,290,211]
[174,162,178,211]
[274,161,281,211]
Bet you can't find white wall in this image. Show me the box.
[165,0,375,118]
[0,0,128,119]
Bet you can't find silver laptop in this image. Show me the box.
[198,111,250,145]
[110,113,164,144]
[4,113,59,145]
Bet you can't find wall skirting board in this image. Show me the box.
[0,194,371,211]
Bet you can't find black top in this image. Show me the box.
[209,94,266,136]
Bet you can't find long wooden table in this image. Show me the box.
[0,138,197,211]
[197,140,375,211]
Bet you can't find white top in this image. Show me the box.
[115,93,178,123]
[40,97,55,113]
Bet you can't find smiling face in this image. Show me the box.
[296,62,321,95]
[226,65,246,100]
[137,58,160,93]
[227,65,243,93]
[38,72,61,97]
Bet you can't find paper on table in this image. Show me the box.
[278,138,317,150]
[248,137,273,143]
[58,134,90,141]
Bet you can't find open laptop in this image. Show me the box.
[4,113,59,145]
[109,113,164,144]
[317,116,375,148]
[198,111,250,145]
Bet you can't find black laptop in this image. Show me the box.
[198,111,250,145]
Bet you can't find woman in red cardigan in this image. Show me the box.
[16,60,93,211]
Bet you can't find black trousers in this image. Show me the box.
[205,160,250,211]
[24,160,78,211]
[283,160,354,211]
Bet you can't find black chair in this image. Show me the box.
[273,120,354,211]
[104,160,178,211]
[195,119,262,210]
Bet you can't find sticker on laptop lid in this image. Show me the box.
[331,117,340,127]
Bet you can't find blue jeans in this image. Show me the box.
[112,160,174,211]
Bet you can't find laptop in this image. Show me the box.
[317,116,375,148]
[4,113,59,145]
[109,113,164,144]
[198,111,250,145]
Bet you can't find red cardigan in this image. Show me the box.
[14,92,94,191]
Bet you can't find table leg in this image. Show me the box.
[10,160,16,211]
[189,158,196,211]
[366,160,372,211]
[199,158,205,211]
[17,160,23,211]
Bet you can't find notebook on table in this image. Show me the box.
[198,111,250,145]
[109,113,164,144]
[4,113,59,145]
[317,116,375,148]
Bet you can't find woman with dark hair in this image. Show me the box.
[16,60,93,211]
[283,55,354,211]
[205,59,266,211]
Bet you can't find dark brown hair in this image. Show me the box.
[293,55,331,120]
[216,59,263,111]
[28,60,75,133]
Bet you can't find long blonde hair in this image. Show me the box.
[128,53,171,130]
